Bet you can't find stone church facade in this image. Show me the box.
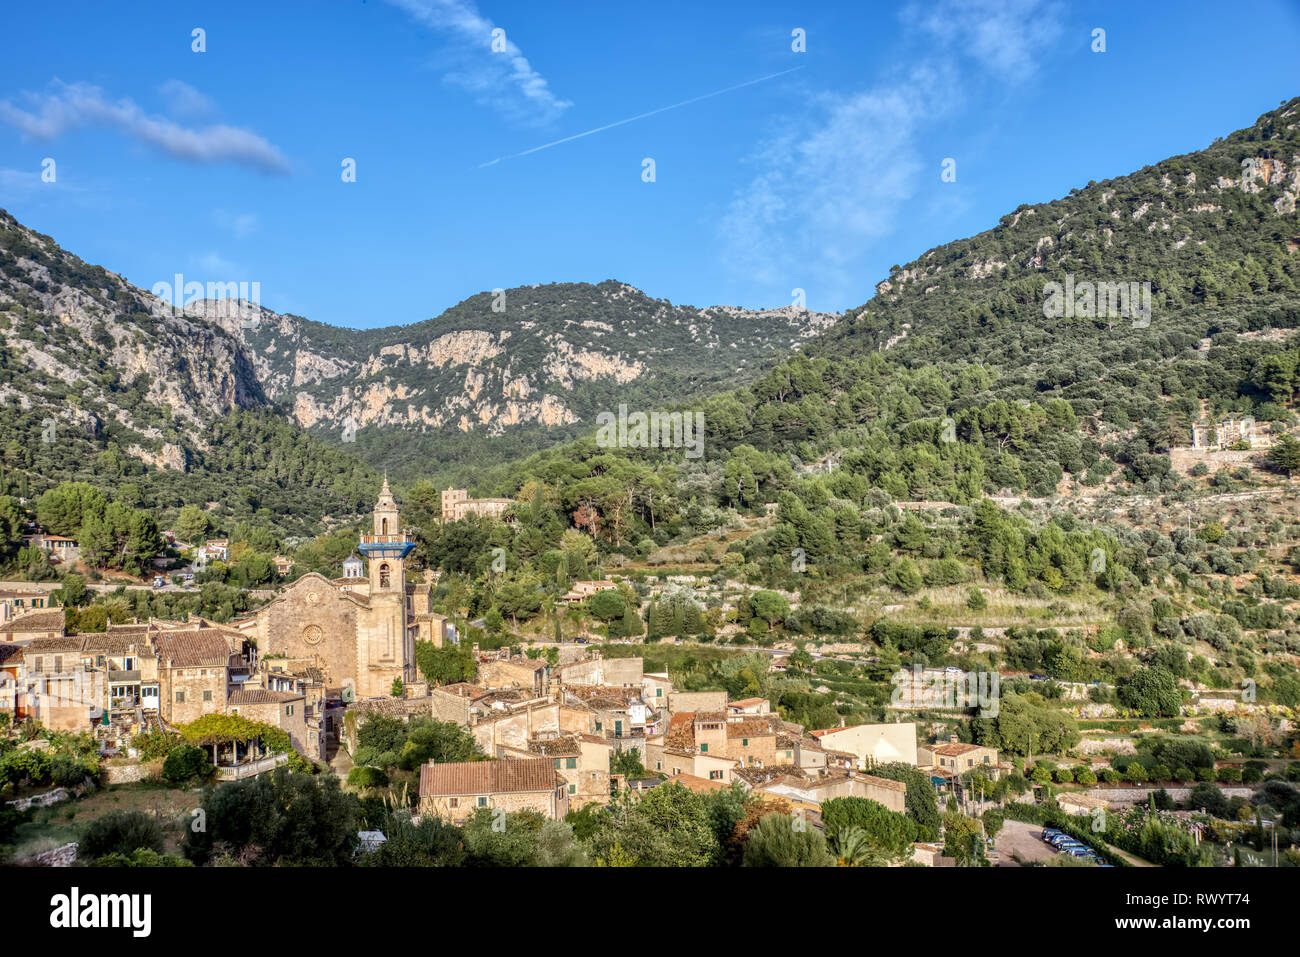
[238,479,433,701]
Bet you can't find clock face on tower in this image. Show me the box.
[302,624,323,645]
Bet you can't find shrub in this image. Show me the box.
[81,810,166,859]
[162,745,213,784]
[347,766,389,789]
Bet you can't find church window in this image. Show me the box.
[381,517,389,535]
[379,564,391,588]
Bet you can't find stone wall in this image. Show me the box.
[102,759,163,785]
[1097,785,1256,807]
[261,575,360,691]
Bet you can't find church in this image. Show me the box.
[236,479,438,701]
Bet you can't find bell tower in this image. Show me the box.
[356,475,417,697]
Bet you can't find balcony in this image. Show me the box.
[108,670,141,683]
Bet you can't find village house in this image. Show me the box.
[647,745,739,783]
[917,736,1000,776]
[0,608,67,644]
[642,671,672,707]
[227,688,312,759]
[554,654,645,689]
[0,586,53,624]
[197,539,230,563]
[471,699,594,754]
[81,631,160,733]
[439,488,514,522]
[1057,792,1109,817]
[727,697,770,716]
[498,733,612,809]
[22,532,79,565]
[727,714,780,767]
[477,654,549,696]
[0,644,22,719]
[21,635,91,731]
[809,721,918,770]
[418,757,568,824]
[754,771,908,815]
[560,579,619,603]
[152,629,244,725]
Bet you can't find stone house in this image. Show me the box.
[667,690,727,714]
[727,715,779,768]
[755,771,908,814]
[917,736,999,776]
[152,630,242,725]
[646,745,738,783]
[21,635,91,731]
[499,733,612,809]
[0,608,67,644]
[478,655,549,696]
[227,688,311,758]
[418,758,568,824]
[440,488,514,522]
[0,587,53,624]
[81,631,160,732]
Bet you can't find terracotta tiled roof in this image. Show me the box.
[24,634,84,653]
[930,742,985,757]
[0,643,24,665]
[666,712,695,749]
[0,609,66,635]
[727,716,779,738]
[729,697,767,708]
[419,758,558,797]
[81,632,155,656]
[526,736,581,757]
[151,631,236,668]
[229,688,301,705]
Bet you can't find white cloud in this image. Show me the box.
[907,0,1066,84]
[0,80,290,174]
[158,79,217,120]
[386,0,572,125]
[719,0,1065,304]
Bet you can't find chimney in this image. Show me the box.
[949,735,958,744]
[839,717,846,728]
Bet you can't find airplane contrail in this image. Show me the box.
[478,65,805,168]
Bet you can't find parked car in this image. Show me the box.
[1041,828,1063,840]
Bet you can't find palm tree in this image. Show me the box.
[833,826,874,867]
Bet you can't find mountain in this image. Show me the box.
[478,95,1300,521]
[0,208,838,488]
[196,281,836,480]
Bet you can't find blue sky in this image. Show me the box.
[1,0,1298,328]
